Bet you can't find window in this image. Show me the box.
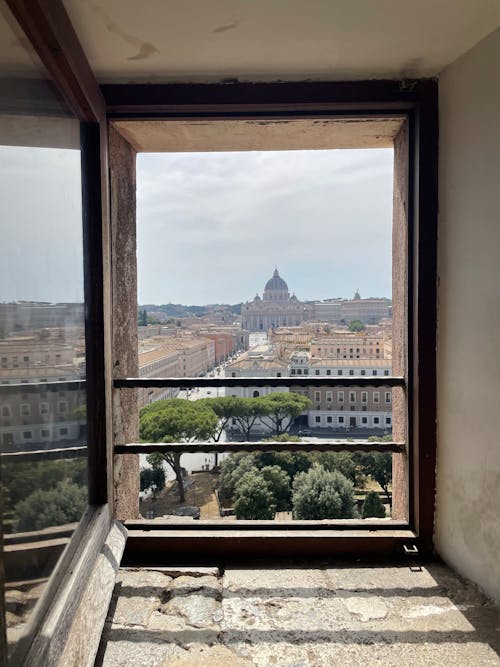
[337,391,344,403]
[22,431,33,440]
[315,416,321,424]
[386,417,392,425]
[276,372,281,377]
[327,416,332,424]
[338,416,345,425]
[252,390,260,398]
[338,370,343,376]
[361,391,367,403]
[59,428,69,436]
[20,403,31,417]
[372,370,378,376]
[39,402,49,415]
[1,405,11,417]
[349,391,356,403]
[373,417,380,425]
[361,369,366,376]
[384,370,389,376]
[362,417,368,424]
[385,391,391,404]
[41,429,50,438]
[315,369,320,375]
[326,391,332,402]
[58,401,68,414]
[314,391,321,403]
[373,392,380,403]
[326,369,331,375]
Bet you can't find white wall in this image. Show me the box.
[436,27,500,602]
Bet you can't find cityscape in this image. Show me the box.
[0,267,393,529]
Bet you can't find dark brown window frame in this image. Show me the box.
[105,85,437,561]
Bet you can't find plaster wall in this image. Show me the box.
[436,28,500,602]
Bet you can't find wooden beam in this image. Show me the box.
[102,80,422,117]
[5,0,105,122]
[81,122,108,505]
[124,529,419,564]
[10,506,118,665]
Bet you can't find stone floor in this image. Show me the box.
[95,562,500,666]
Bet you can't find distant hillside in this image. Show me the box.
[140,303,242,318]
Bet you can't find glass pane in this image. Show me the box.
[0,1,87,654]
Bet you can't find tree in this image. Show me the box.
[260,465,291,511]
[139,398,218,502]
[138,309,148,326]
[258,392,311,436]
[2,459,87,523]
[362,490,386,518]
[140,466,166,499]
[292,465,356,519]
[230,397,268,440]
[233,470,276,520]
[311,452,364,487]
[218,453,257,500]
[354,447,392,509]
[348,319,366,332]
[13,481,87,532]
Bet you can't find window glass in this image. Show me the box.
[0,1,87,653]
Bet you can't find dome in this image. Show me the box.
[264,268,289,293]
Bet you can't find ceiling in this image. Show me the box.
[62,0,500,84]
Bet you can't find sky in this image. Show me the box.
[137,149,393,305]
[0,145,393,305]
[0,145,84,303]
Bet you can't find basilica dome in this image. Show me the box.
[264,268,289,293]
[263,269,290,302]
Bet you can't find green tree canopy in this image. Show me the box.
[258,392,311,436]
[218,453,257,500]
[354,449,392,509]
[140,466,166,499]
[139,398,219,502]
[13,481,87,532]
[348,319,366,332]
[229,397,269,440]
[233,470,276,520]
[292,465,356,519]
[362,490,386,518]
[260,465,291,511]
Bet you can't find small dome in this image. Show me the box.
[264,268,289,293]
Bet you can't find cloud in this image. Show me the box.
[137,149,393,304]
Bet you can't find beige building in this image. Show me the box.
[0,334,85,451]
[241,269,311,331]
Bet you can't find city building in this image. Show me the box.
[241,268,311,330]
[312,291,392,325]
[0,332,85,451]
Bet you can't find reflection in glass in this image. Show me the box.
[0,1,88,652]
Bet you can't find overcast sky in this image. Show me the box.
[0,145,84,304]
[137,149,393,305]
[0,146,393,305]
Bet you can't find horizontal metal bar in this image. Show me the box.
[114,376,405,389]
[115,441,405,454]
[1,445,88,462]
[0,380,86,393]
[124,519,409,532]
